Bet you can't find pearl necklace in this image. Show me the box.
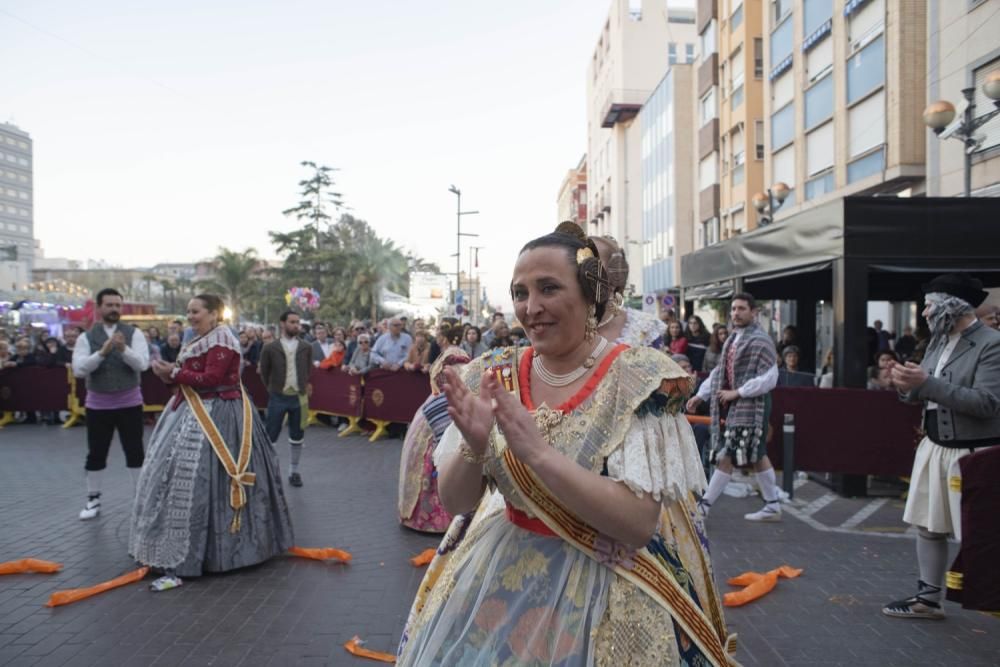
[532,336,609,387]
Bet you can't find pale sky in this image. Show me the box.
[1,1,623,312]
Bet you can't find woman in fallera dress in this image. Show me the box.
[397,227,734,666]
[130,294,294,591]
[398,321,470,533]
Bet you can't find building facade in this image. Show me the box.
[761,0,926,225]
[640,64,696,292]
[924,0,1000,197]
[555,155,588,226]
[0,123,33,291]
[586,0,697,294]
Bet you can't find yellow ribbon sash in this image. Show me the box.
[181,385,256,533]
[498,447,738,667]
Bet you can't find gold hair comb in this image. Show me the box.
[576,247,594,264]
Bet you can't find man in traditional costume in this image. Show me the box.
[259,311,313,488]
[883,273,1000,619]
[72,288,149,520]
[687,293,781,521]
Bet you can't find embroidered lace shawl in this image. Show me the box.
[618,308,667,348]
[175,326,242,366]
[435,345,706,508]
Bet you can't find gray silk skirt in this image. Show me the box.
[129,397,294,577]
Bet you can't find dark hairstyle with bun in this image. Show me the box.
[437,321,464,346]
[590,235,629,296]
[193,293,225,315]
[517,222,612,322]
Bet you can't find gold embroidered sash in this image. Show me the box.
[497,447,739,667]
[181,384,256,533]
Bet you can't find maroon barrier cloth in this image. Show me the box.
[362,369,432,424]
[76,370,174,410]
[240,365,270,410]
[140,371,173,407]
[308,368,363,417]
[947,446,1000,611]
[766,387,923,477]
[0,367,70,412]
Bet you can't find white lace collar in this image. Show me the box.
[176,325,241,365]
[618,309,667,348]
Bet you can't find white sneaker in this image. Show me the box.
[744,504,782,522]
[79,496,101,520]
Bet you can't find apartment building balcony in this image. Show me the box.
[600,89,649,128]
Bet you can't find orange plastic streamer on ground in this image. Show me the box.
[0,559,63,575]
[685,414,712,426]
[723,565,802,607]
[344,635,396,663]
[409,548,436,567]
[288,546,353,563]
[45,566,149,608]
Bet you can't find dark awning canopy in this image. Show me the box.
[681,197,1000,298]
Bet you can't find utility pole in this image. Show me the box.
[449,185,479,319]
[470,246,485,323]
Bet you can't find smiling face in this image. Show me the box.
[511,246,588,357]
[187,298,218,334]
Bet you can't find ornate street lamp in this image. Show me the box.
[923,70,1000,197]
[752,182,791,226]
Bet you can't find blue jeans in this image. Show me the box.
[265,392,304,445]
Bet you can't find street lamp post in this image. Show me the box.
[923,70,1000,197]
[449,185,479,318]
[752,182,791,226]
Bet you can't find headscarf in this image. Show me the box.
[924,292,973,347]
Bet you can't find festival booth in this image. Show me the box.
[682,196,1000,494]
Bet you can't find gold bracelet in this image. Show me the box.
[459,440,490,465]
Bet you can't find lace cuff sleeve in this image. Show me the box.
[605,412,707,503]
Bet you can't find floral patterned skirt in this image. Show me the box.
[398,409,453,533]
[397,511,708,666]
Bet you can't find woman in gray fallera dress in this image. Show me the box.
[130,295,294,591]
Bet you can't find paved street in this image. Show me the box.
[1,422,998,666]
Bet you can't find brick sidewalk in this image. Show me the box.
[0,423,997,666]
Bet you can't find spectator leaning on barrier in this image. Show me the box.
[346,333,374,375]
[0,339,14,368]
[404,330,431,372]
[664,320,688,355]
[883,273,1000,621]
[259,310,313,488]
[461,325,487,359]
[62,326,81,355]
[371,316,412,371]
[13,337,36,366]
[311,323,334,367]
[867,350,898,391]
[161,333,183,364]
[71,288,150,521]
[895,326,917,362]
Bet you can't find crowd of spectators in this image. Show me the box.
[4,299,998,424]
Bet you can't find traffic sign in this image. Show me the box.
[662,295,675,307]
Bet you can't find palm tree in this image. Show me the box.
[350,236,408,322]
[195,248,261,323]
